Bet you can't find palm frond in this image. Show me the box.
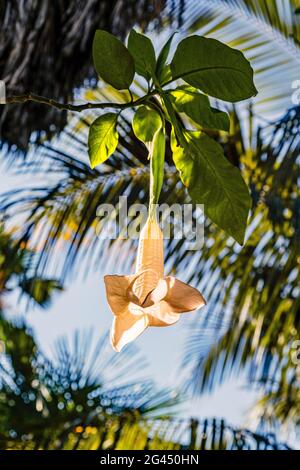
[0,315,290,450]
[183,104,300,399]
[0,0,172,150]
[252,377,300,435]
[0,225,62,309]
[0,314,182,449]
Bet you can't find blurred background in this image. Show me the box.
[0,0,299,450]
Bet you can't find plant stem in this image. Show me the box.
[148,126,165,221]
[148,140,156,220]
[4,91,156,113]
[159,90,186,148]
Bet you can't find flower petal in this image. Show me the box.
[110,311,149,352]
[148,313,180,327]
[130,302,180,325]
[163,276,206,313]
[131,269,160,305]
[104,274,135,316]
[143,278,168,307]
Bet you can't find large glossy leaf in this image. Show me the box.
[156,32,176,83]
[92,30,134,90]
[128,29,156,81]
[170,35,257,102]
[171,129,251,244]
[88,113,119,168]
[132,106,162,143]
[170,86,230,131]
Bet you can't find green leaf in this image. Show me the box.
[132,106,162,143]
[171,129,251,244]
[92,30,134,90]
[150,127,165,205]
[88,113,119,168]
[128,29,156,81]
[170,36,257,102]
[156,32,176,83]
[170,86,230,131]
[159,65,172,86]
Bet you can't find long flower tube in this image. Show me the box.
[104,124,205,351]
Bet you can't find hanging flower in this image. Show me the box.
[104,216,205,351]
[104,109,206,351]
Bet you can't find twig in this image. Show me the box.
[4,91,156,113]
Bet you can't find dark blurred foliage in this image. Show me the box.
[0,226,62,310]
[0,0,180,149]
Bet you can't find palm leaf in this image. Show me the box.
[0,315,181,450]
[0,225,62,309]
[182,104,300,403]
[0,316,290,450]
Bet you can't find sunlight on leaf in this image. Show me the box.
[170,86,230,131]
[132,106,162,143]
[88,113,119,168]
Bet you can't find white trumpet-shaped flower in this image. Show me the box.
[104,217,206,351]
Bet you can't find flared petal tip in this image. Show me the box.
[110,325,125,352]
[196,292,206,309]
[110,336,122,353]
[163,276,206,313]
[109,315,149,353]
